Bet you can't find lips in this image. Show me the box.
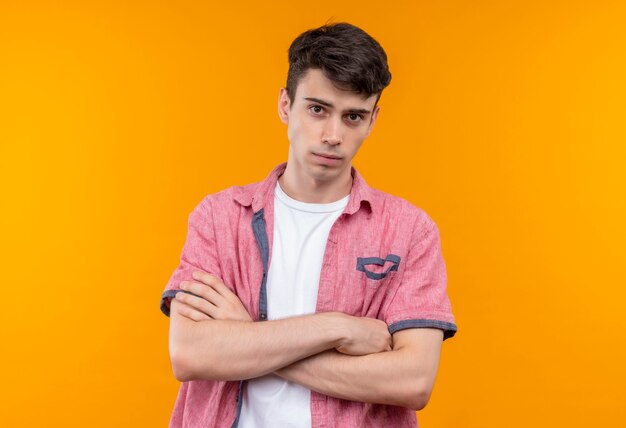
[313,152,343,166]
[314,153,342,160]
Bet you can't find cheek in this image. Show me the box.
[288,117,317,145]
[287,125,295,142]
[347,134,366,149]
[287,119,301,144]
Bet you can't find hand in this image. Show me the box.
[335,314,392,356]
[174,271,253,322]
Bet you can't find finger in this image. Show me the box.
[172,299,212,321]
[191,271,222,286]
[192,271,235,298]
[175,291,218,318]
[180,280,225,306]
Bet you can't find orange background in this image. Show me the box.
[1,1,625,426]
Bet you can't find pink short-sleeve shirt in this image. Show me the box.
[161,162,457,427]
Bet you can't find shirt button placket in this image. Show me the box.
[319,225,338,312]
[313,216,342,428]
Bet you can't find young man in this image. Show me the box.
[160,22,457,427]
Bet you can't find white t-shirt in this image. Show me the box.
[238,181,350,428]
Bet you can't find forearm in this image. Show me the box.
[274,348,427,410]
[170,308,345,382]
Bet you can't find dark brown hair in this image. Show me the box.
[286,22,392,105]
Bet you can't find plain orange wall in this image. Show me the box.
[1,0,625,426]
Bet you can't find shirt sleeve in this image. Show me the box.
[382,213,458,340]
[160,196,222,317]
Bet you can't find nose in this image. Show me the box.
[322,117,343,145]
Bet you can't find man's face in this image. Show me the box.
[278,68,380,184]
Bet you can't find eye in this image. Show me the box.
[347,113,364,123]
[309,105,324,115]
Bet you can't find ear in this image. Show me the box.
[365,104,380,138]
[278,87,291,125]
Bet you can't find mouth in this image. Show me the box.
[313,152,342,160]
[312,152,343,166]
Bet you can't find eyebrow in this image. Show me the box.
[303,97,372,115]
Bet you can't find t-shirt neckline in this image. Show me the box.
[274,182,350,213]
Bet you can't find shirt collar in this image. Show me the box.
[233,162,374,218]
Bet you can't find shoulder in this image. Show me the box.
[196,180,262,210]
[369,187,439,238]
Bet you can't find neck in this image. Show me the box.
[278,163,353,204]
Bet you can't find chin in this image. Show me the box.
[305,164,334,180]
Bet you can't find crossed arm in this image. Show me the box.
[168,272,444,411]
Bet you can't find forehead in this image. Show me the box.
[295,68,378,110]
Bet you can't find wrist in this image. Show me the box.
[314,311,350,349]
